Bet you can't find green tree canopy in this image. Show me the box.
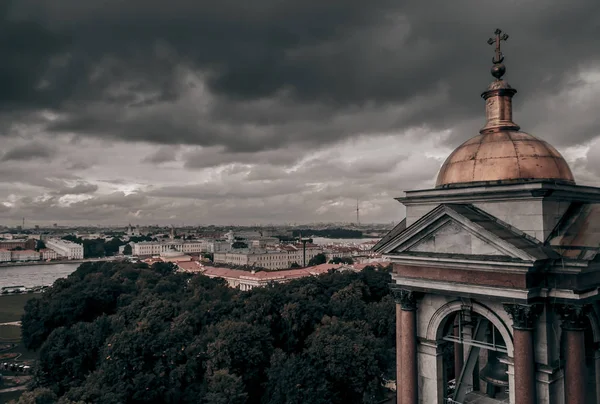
[122,244,132,255]
[329,256,354,264]
[19,261,395,404]
[307,253,327,266]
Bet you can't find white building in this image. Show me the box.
[131,240,204,256]
[224,230,262,242]
[250,237,280,248]
[213,244,323,270]
[200,240,231,253]
[40,248,59,260]
[45,238,84,259]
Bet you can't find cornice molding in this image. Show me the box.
[397,182,600,206]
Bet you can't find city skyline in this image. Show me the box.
[1,1,600,225]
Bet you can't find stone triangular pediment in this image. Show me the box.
[405,219,508,257]
[376,204,554,262]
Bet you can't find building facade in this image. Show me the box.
[0,239,37,250]
[375,31,600,404]
[11,250,40,262]
[202,263,340,291]
[45,238,84,259]
[126,224,140,236]
[131,240,204,256]
[0,249,11,262]
[200,240,231,253]
[40,248,59,260]
[214,244,322,270]
[323,246,359,262]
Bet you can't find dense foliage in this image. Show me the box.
[330,257,354,264]
[19,261,395,404]
[231,241,248,249]
[61,236,128,258]
[307,253,327,266]
[122,244,133,255]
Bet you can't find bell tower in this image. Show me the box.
[375,30,600,404]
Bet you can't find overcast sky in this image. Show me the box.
[0,0,600,226]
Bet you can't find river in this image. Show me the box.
[0,239,380,288]
[0,263,81,289]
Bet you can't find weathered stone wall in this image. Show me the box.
[409,221,505,256]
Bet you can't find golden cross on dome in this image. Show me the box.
[487,28,509,64]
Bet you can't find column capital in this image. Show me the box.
[390,287,419,311]
[503,303,543,330]
[557,303,589,331]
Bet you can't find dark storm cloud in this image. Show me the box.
[142,146,179,165]
[65,160,94,170]
[0,2,68,109]
[1,143,56,161]
[147,179,307,200]
[2,0,600,153]
[183,147,304,168]
[2,191,162,223]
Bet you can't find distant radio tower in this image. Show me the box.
[22,217,25,229]
[356,199,360,225]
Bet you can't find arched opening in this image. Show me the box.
[428,301,513,404]
[443,312,510,403]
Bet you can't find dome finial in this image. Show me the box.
[488,28,509,79]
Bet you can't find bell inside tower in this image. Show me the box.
[443,311,510,403]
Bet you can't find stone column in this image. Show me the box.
[391,290,403,404]
[504,303,542,404]
[397,289,418,404]
[558,305,587,404]
[595,350,600,404]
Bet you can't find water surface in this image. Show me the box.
[0,263,81,289]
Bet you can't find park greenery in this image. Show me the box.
[60,235,125,258]
[16,261,396,404]
[231,241,249,249]
[122,244,132,255]
[60,235,154,258]
[330,256,355,265]
[308,253,327,267]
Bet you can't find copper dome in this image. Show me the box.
[435,131,575,187]
[435,47,575,188]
